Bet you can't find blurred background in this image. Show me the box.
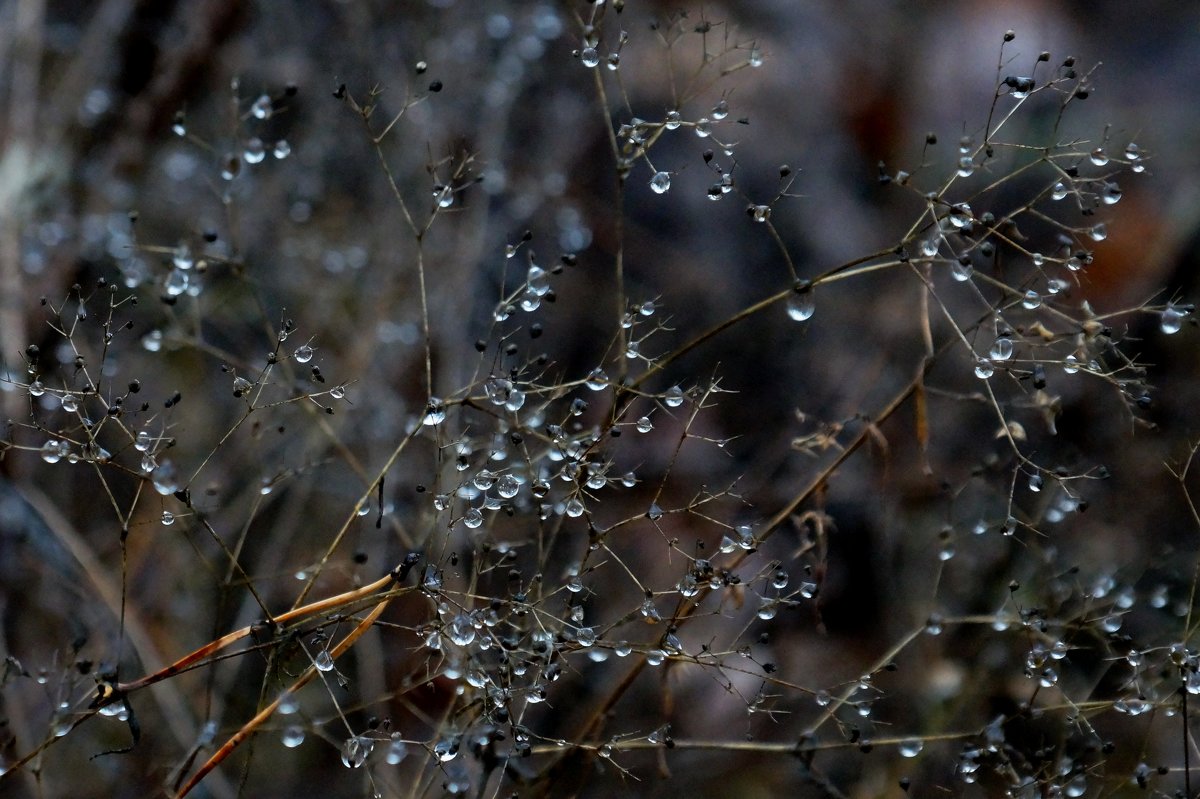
[2,1,1200,797]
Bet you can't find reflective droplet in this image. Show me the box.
[449,614,476,646]
[989,336,1013,361]
[1021,289,1042,309]
[565,497,585,517]
[278,691,299,715]
[386,737,408,765]
[1161,304,1185,335]
[496,474,519,498]
[647,502,663,521]
[152,460,179,496]
[580,48,599,68]
[251,94,273,120]
[41,440,65,464]
[786,290,815,321]
[314,650,335,672]
[1089,147,1108,166]
[294,345,314,363]
[282,725,305,748]
[664,386,684,407]
[650,171,671,194]
[585,368,608,390]
[665,110,681,130]
[422,398,447,426]
[341,735,373,768]
[463,508,484,529]
[711,99,729,120]
[899,739,923,758]
[244,137,266,164]
[974,359,994,379]
[161,511,175,526]
[957,156,975,178]
[1051,182,1068,201]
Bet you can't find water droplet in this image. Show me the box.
[956,156,975,177]
[314,650,335,671]
[1021,289,1042,309]
[752,204,771,222]
[948,204,972,228]
[711,99,729,120]
[646,649,666,666]
[1161,303,1186,334]
[749,47,763,67]
[496,474,519,498]
[161,511,175,526]
[585,368,608,390]
[341,735,373,768]
[251,94,273,120]
[434,737,459,762]
[1051,182,1068,201]
[647,503,663,521]
[243,137,266,164]
[449,614,476,646]
[580,48,599,68]
[221,153,241,181]
[1063,355,1079,374]
[463,508,484,529]
[663,386,685,407]
[152,460,179,496]
[1101,614,1122,633]
[273,140,291,159]
[565,497,585,517]
[695,117,712,138]
[664,110,682,130]
[787,288,815,321]
[899,739,924,758]
[974,359,994,379]
[1101,181,1122,205]
[989,336,1013,361]
[1028,473,1044,492]
[1065,774,1087,797]
[278,691,299,715]
[386,737,408,765]
[1089,147,1108,166]
[41,440,66,464]
[422,398,447,426]
[1089,223,1107,241]
[576,626,596,647]
[294,345,314,363]
[282,725,305,748]
[650,171,671,194]
[950,259,973,282]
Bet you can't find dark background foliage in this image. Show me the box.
[2,2,1200,798]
